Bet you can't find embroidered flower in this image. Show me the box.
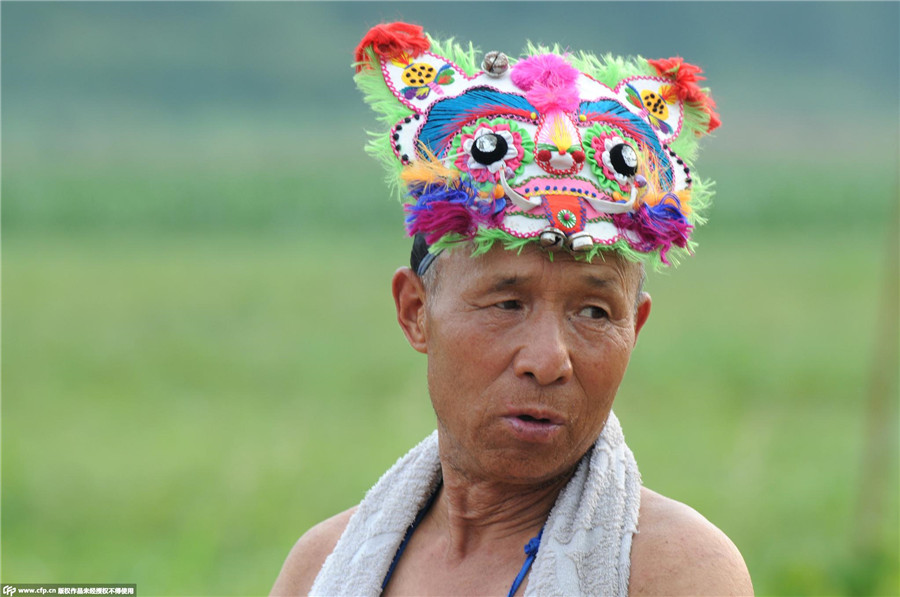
[455,121,529,183]
[590,133,634,191]
[557,209,577,228]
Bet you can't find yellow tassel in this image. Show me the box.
[400,145,459,187]
[642,189,692,214]
[629,146,691,215]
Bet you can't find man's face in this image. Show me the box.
[410,245,650,485]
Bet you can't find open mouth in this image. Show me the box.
[503,412,563,442]
[500,170,638,215]
[517,414,552,423]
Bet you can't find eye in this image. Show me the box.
[471,133,509,165]
[454,121,531,183]
[578,305,609,320]
[496,299,521,310]
[608,143,637,178]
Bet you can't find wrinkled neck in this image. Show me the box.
[429,457,573,559]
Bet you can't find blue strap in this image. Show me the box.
[416,249,442,277]
[381,484,441,592]
[507,527,543,597]
[381,484,544,597]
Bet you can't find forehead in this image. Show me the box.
[436,245,640,295]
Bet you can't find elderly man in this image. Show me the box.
[272,23,752,596]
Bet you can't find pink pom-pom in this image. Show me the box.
[511,54,581,112]
[526,84,581,113]
[512,54,579,90]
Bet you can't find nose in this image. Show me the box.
[513,311,573,386]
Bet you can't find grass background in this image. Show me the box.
[2,2,898,596]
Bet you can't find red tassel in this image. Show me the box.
[647,57,721,133]
[704,97,722,132]
[354,22,431,73]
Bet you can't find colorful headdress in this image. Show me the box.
[354,22,720,268]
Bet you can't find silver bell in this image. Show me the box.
[482,51,510,77]
[540,228,565,249]
[568,232,595,252]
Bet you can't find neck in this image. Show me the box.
[429,454,574,560]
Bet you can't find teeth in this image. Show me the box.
[498,171,639,216]
[585,182,639,214]
[500,170,541,211]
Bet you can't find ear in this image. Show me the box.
[392,267,428,354]
[614,57,720,148]
[633,292,652,344]
[354,22,468,117]
[354,22,530,166]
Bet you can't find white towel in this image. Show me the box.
[310,411,641,597]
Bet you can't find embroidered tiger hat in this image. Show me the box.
[354,22,720,269]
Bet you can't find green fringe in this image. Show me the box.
[522,40,565,59]
[363,132,405,199]
[687,175,713,228]
[353,46,413,199]
[429,226,702,272]
[471,228,534,256]
[353,47,412,127]
[669,98,714,162]
[427,34,480,76]
[569,52,651,88]
[520,43,651,91]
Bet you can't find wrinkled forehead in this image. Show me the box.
[433,243,643,296]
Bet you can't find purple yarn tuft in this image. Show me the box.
[613,194,692,265]
[404,176,506,244]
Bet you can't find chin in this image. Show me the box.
[476,442,585,485]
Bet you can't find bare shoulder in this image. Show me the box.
[269,507,357,596]
[629,487,753,596]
